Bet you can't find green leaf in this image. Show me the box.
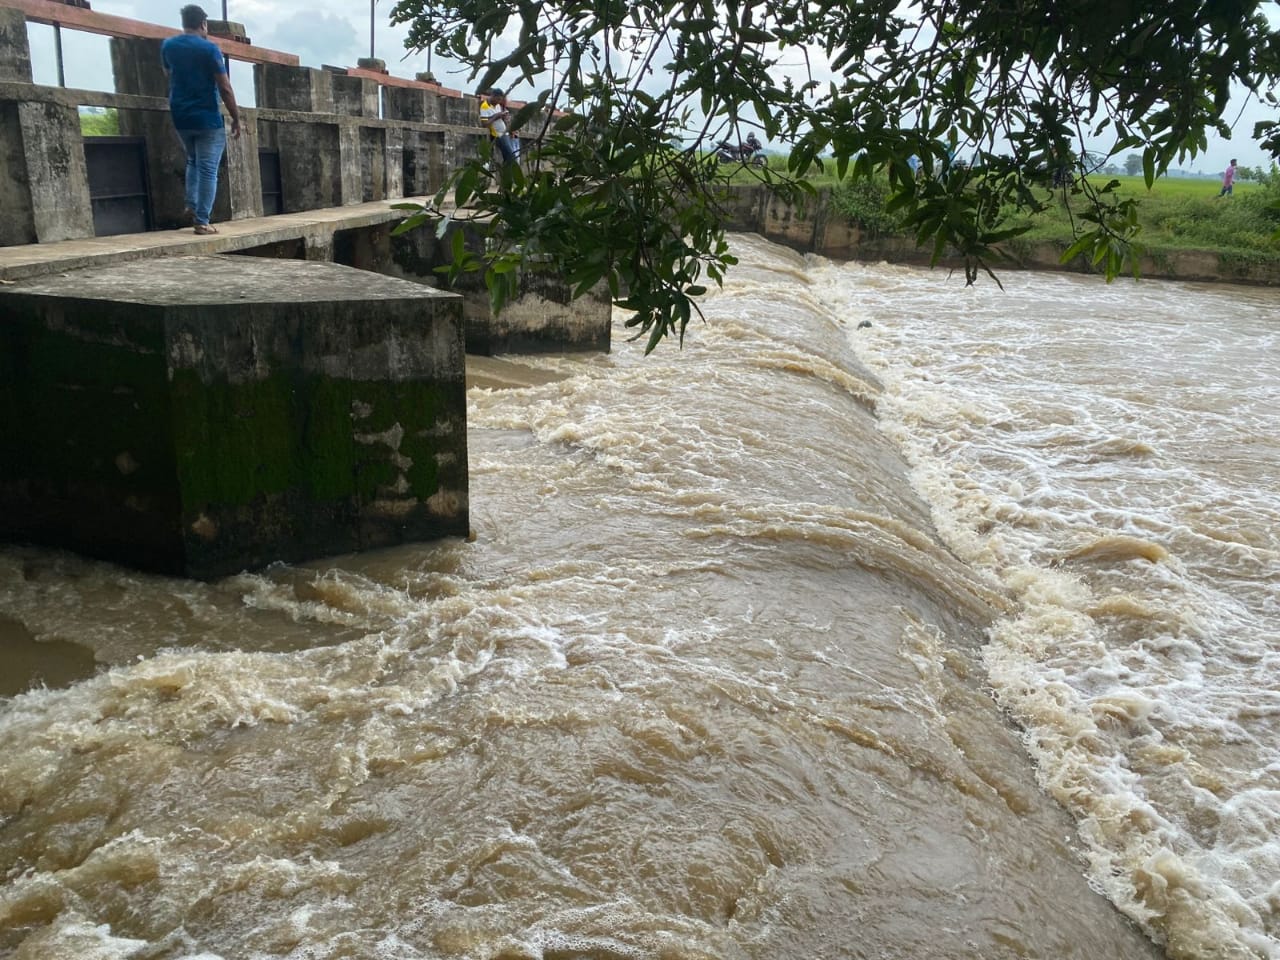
[390,211,429,236]
[455,164,481,209]
[385,0,1280,351]
[1061,232,1096,264]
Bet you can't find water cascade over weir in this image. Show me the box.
[2,236,1236,959]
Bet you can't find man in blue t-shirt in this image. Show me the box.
[161,4,241,234]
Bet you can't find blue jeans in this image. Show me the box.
[493,134,518,165]
[177,126,226,225]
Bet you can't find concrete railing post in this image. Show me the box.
[383,86,438,124]
[17,100,94,242]
[0,7,33,83]
[330,73,379,118]
[109,35,167,97]
[338,124,362,204]
[384,124,405,199]
[357,126,387,202]
[0,101,38,245]
[254,62,334,113]
[219,106,263,221]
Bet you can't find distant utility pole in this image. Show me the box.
[370,0,376,59]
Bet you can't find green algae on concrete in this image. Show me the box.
[0,255,468,579]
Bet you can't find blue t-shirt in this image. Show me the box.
[161,33,227,130]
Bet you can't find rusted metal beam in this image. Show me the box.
[342,64,465,99]
[0,0,299,65]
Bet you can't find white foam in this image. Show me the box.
[831,260,1280,954]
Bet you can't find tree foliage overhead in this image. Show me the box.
[389,0,1280,350]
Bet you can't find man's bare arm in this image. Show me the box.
[215,73,241,138]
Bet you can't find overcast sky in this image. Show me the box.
[24,0,1278,177]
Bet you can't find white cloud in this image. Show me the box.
[258,10,359,69]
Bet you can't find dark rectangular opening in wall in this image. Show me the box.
[259,148,282,215]
[332,225,391,272]
[333,229,355,266]
[83,136,151,236]
[235,239,305,259]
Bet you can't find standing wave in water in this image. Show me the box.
[0,235,1215,960]
[823,256,1280,959]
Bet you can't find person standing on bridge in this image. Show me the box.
[479,87,519,166]
[161,4,241,235]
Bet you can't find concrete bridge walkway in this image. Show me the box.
[0,197,440,283]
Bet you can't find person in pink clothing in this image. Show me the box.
[1218,158,1237,197]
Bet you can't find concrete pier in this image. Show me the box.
[388,220,613,355]
[0,0,611,580]
[0,255,469,579]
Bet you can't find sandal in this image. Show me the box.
[193,224,218,235]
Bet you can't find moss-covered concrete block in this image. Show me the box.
[0,255,468,578]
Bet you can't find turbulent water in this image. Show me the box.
[0,236,1276,960]
[833,259,1280,959]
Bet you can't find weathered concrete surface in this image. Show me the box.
[220,106,265,222]
[0,197,435,282]
[383,86,440,124]
[0,100,36,245]
[263,118,346,210]
[254,63,335,114]
[8,99,95,244]
[720,184,1280,286]
[338,124,364,205]
[109,35,167,98]
[387,220,612,354]
[401,129,443,196]
[441,94,479,127]
[0,255,469,579]
[330,72,379,119]
[0,6,31,82]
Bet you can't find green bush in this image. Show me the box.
[935,173,1280,262]
[794,157,1280,265]
[830,176,902,237]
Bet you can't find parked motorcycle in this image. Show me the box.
[715,140,742,163]
[715,139,768,166]
[741,135,767,167]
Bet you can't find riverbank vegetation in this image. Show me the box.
[1006,175,1280,265]
[825,169,1280,268]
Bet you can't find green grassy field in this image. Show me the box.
[805,162,1280,267]
[1002,175,1280,262]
